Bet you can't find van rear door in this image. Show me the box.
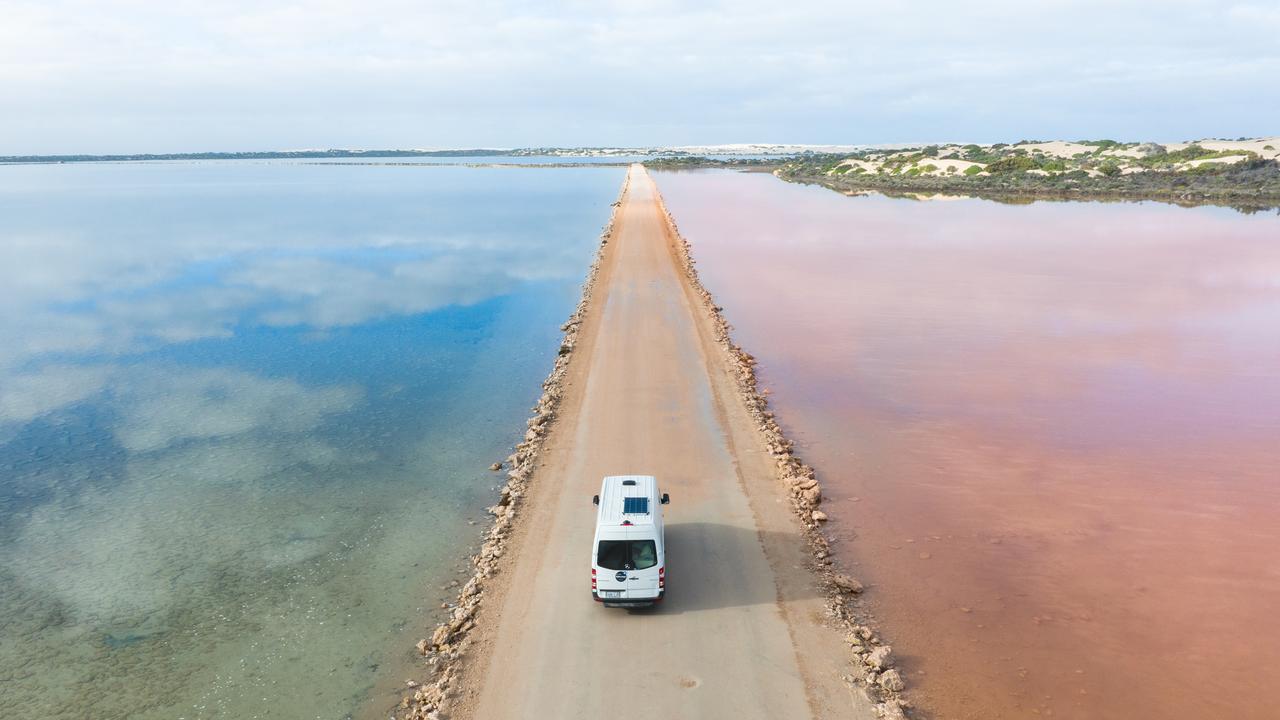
[595,538,660,599]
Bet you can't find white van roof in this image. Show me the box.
[597,475,658,528]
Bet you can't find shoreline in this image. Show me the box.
[391,166,908,719]
[784,172,1280,213]
[389,170,632,719]
[651,180,911,717]
[644,153,1280,214]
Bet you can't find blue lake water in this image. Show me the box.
[0,161,622,718]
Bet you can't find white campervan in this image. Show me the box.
[591,475,669,608]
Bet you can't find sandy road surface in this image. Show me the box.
[458,166,872,720]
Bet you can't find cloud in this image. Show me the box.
[0,0,1275,152]
[111,367,361,453]
[0,165,605,423]
[2,436,352,624]
[0,364,113,424]
[1,364,364,623]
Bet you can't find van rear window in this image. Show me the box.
[596,540,658,570]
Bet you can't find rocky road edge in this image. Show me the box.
[392,172,632,720]
[651,182,913,720]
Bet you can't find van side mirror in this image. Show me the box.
[661,493,670,505]
[592,494,600,505]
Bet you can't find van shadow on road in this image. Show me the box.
[632,522,819,615]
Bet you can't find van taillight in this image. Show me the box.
[591,568,597,590]
[659,566,665,589]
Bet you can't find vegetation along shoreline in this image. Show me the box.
[647,137,1280,213]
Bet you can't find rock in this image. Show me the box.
[866,645,893,670]
[489,462,502,471]
[430,625,450,648]
[875,701,908,720]
[811,510,828,522]
[1134,142,1166,157]
[832,574,864,594]
[878,668,905,692]
[415,639,430,655]
[801,487,822,506]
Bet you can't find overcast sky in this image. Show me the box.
[2,0,1278,153]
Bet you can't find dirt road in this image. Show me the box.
[458,165,873,720]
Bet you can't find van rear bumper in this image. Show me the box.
[593,590,664,606]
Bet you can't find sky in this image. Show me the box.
[1,0,1278,153]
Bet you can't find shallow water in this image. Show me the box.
[657,171,1280,720]
[0,161,621,718]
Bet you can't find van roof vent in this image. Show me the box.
[621,479,637,486]
[623,497,650,514]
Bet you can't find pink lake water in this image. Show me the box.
[656,171,1280,720]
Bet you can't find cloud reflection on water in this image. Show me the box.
[0,161,619,719]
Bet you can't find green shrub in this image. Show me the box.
[1140,144,1239,168]
[1181,143,1209,158]
[985,155,1041,173]
[959,144,1004,163]
[1042,160,1067,172]
[1099,162,1122,176]
[1188,162,1226,175]
[964,165,983,176]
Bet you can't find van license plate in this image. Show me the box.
[601,590,622,598]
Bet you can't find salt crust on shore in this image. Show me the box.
[394,169,910,720]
